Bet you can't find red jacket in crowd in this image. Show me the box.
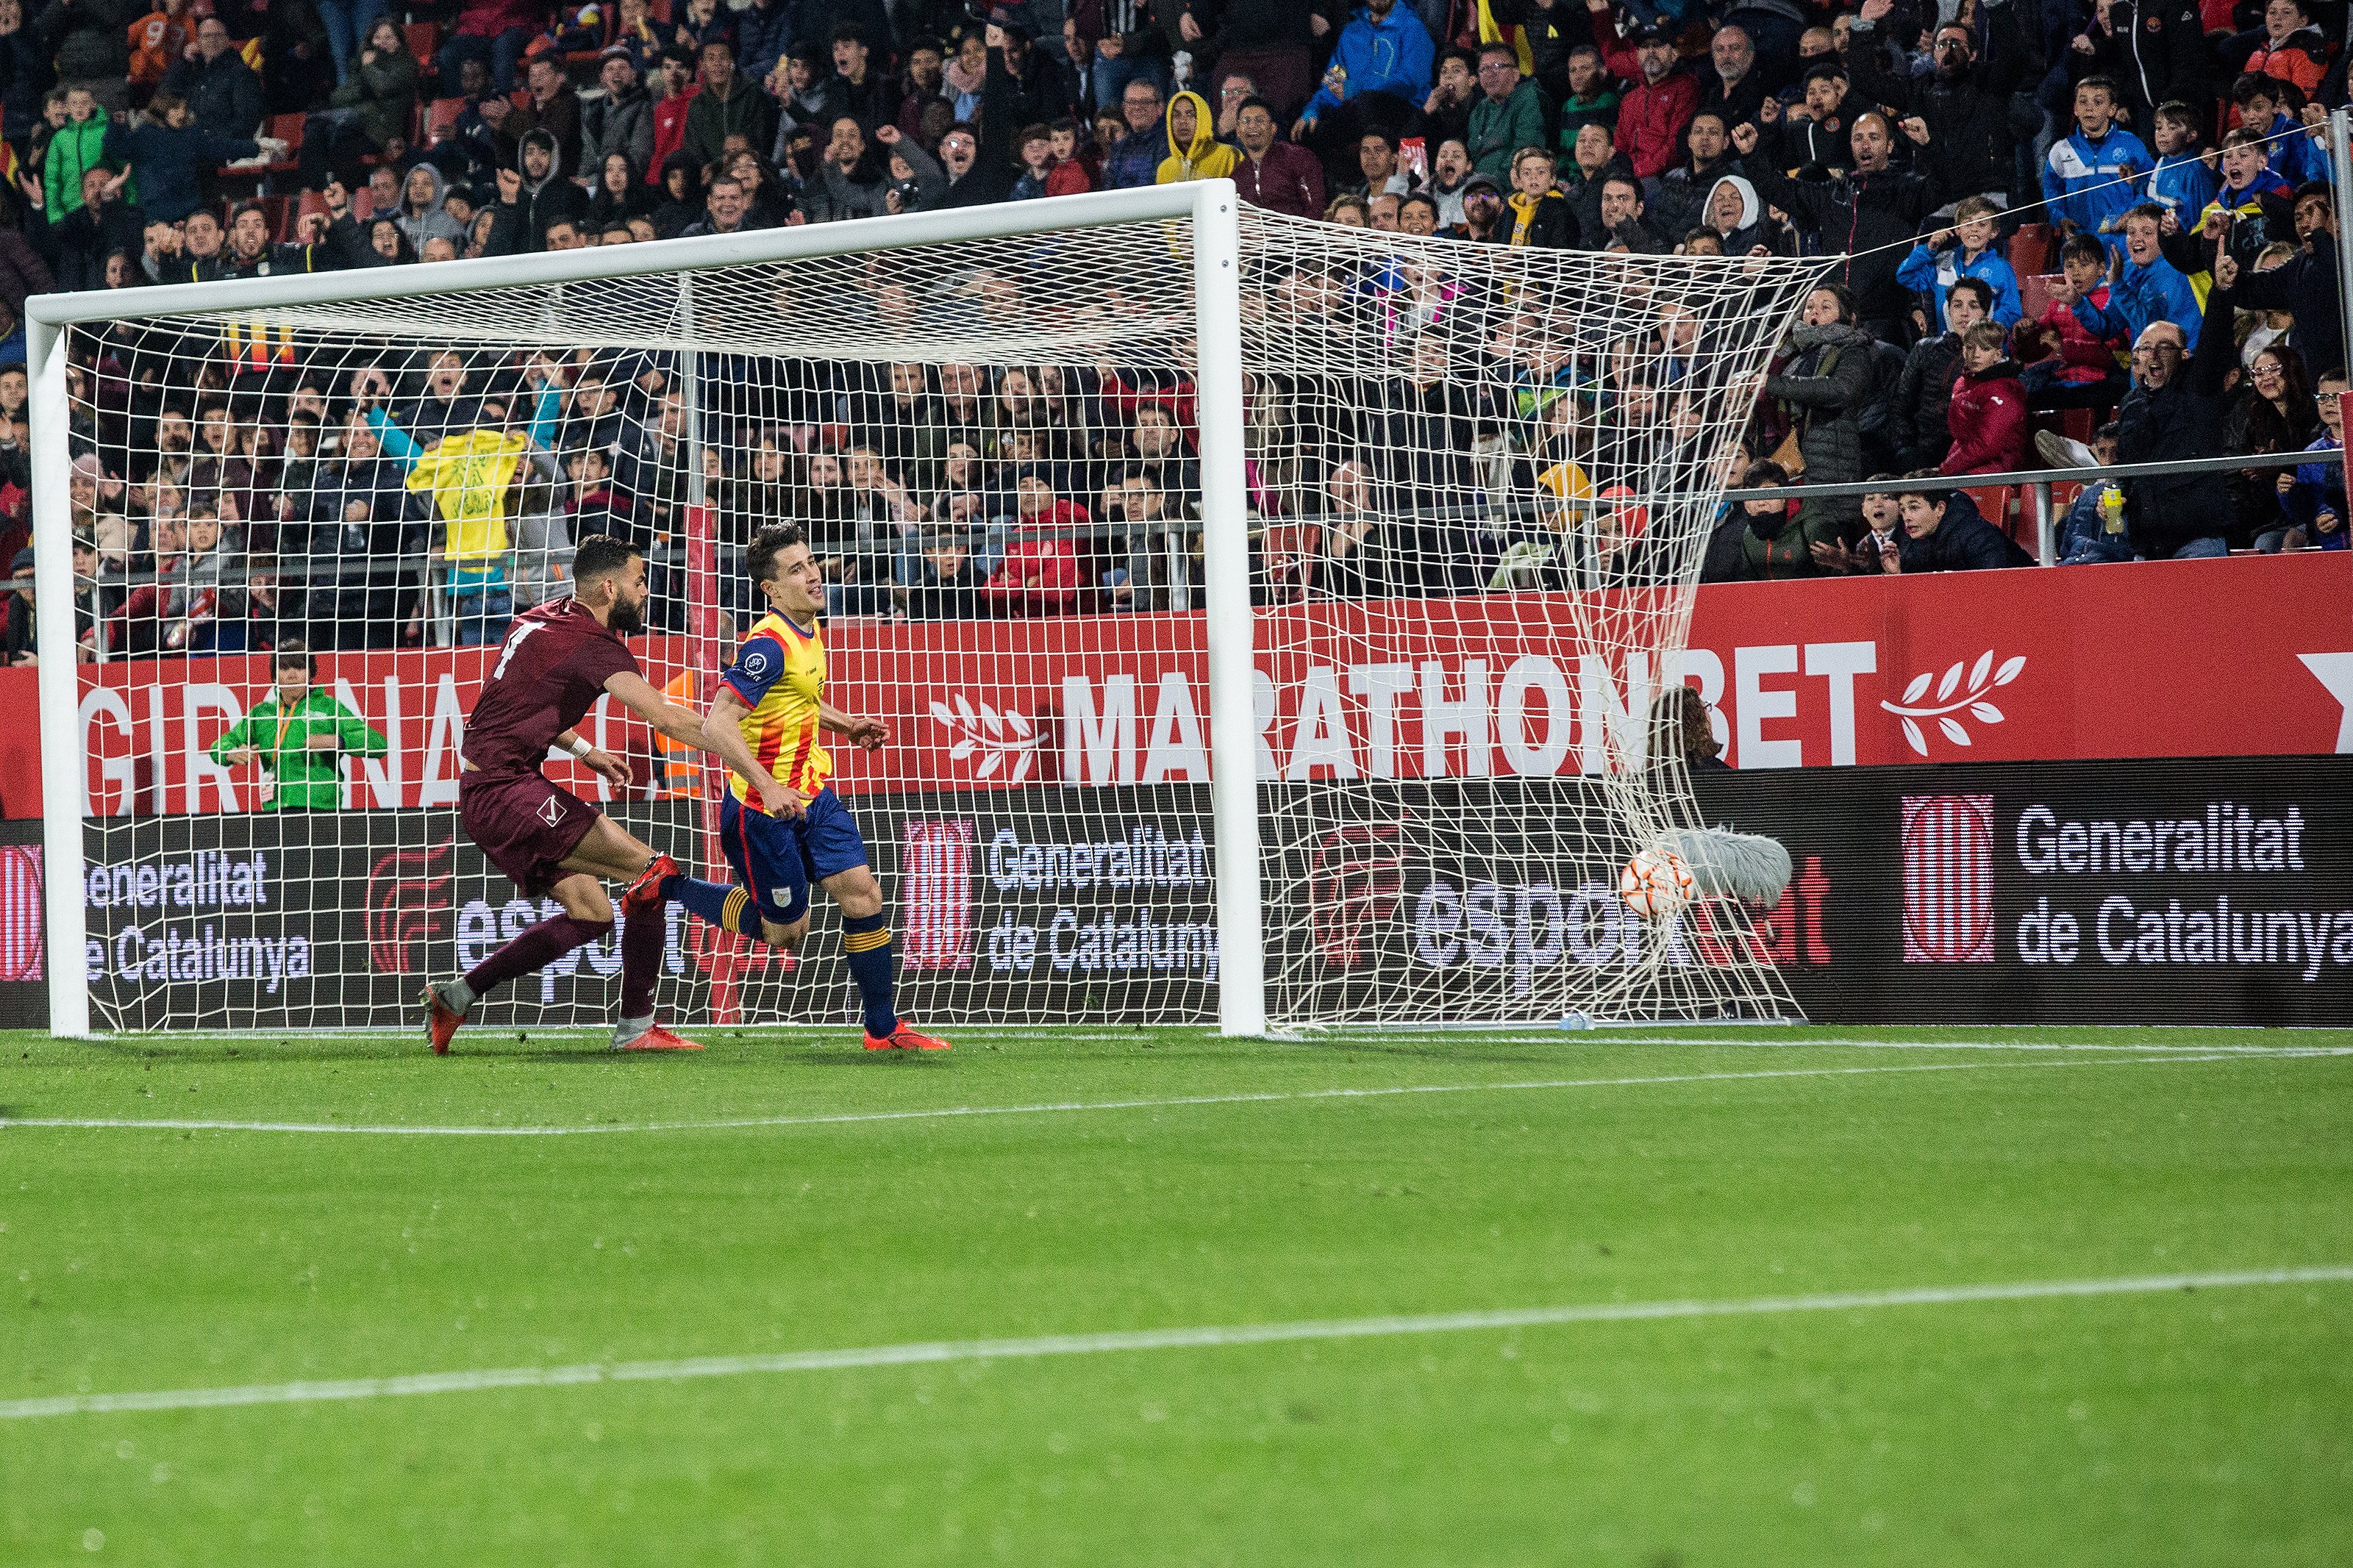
[1941,361,2032,476]
[985,500,1088,612]
[2027,282,2125,386]
[1232,140,1328,220]
[452,0,546,40]
[1593,11,1700,181]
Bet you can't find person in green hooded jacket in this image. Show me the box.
[208,646,388,810]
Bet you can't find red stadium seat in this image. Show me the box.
[264,111,304,175]
[424,96,465,145]
[404,21,442,63]
[2019,272,2057,324]
[2007,223,2055,280]
[2060,407,2096,444]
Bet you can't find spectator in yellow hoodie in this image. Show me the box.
[1156,90,1238,184]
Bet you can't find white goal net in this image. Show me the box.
[30,185,1827,1036]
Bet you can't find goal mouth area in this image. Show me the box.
[29,182,1831,1038]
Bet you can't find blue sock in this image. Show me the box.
[669,875,752,934]
[840,910,899,1037]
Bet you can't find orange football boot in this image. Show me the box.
[864,1020,951,1052]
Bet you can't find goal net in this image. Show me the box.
[29,184,1827,1037]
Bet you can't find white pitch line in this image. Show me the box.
[0,1049,2334,1139]
[4,1263,2344,1423]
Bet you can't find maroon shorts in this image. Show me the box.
[460,770,600,897]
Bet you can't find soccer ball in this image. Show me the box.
[1618,847,1695,918]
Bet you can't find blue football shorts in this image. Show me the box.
[718,785,870,927]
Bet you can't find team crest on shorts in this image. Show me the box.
[539,795,565,827]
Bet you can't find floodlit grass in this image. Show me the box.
[2,1023,2349,1566]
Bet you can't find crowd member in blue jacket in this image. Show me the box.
[1896,195,2021,329]
[2144,100,2221,226]
[2041,76,2152,256]
[2267,371,2348,551]
[1292,0,1433,179]
[2063,203,2204,351]
[2231,76,2329,190]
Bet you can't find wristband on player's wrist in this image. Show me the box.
[566,736,594,759]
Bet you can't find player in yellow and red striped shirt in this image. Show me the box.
[629,523,949,1053]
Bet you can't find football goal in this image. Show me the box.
[26,180,1827,1038]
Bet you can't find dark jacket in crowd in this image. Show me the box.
[1896,487,2033,571]
[105,118,258,224]
[2113,290,2235,558]
[329,37,420,150]
[1846,0,2029,204]
[2217,232,2345,382]
[35,0,128,84]
[491,129,593,251]
[581,79,654,174]
[1890,329,1962,470]
[1765,321,1877,490]
[160,46,267,140]
[1649,153,1736,239]
[684,74,779,174]
[1743,157,1935,328]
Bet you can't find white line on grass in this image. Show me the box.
[2,1048,2338,1139]
[4,1264,2344,1423]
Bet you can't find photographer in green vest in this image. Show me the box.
[208,645,389,810]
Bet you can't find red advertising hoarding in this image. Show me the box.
[6,551,2347,820]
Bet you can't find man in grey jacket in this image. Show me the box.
[580,48,654,174]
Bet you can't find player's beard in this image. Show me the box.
[608,595,646,636]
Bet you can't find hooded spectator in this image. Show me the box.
[393,162,466,254]
[1157,89,1236,183]
[488,129,593,251]
[1696,173,1787,256]
[1650,112,1738,240]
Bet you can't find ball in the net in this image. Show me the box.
[1617,847,1695,918]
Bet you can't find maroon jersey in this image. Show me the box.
[463,598,639,781]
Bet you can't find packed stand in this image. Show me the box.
[5,0,2351,662]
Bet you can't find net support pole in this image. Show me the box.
[1191,180,1263,1037]
[2330,109,2353,386]
[28,317,89,1037]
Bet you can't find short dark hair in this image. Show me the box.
[746,522,807,588]
[1237,96,1274,121]
[1947,276,1995,312]
[2060,232,2107,267]
[573,532,640,584]
[274,644,318,679]
[2152,99,2204,140]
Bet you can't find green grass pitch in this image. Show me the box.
[2,1022,2350,1566]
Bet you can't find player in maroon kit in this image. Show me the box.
[419,534,799,1054]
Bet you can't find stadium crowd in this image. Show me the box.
[0,0,2348,658]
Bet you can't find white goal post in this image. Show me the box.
[29,179,1823,1039]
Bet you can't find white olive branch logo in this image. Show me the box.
[929,694,1040,781]
[1880,651,2024,755]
